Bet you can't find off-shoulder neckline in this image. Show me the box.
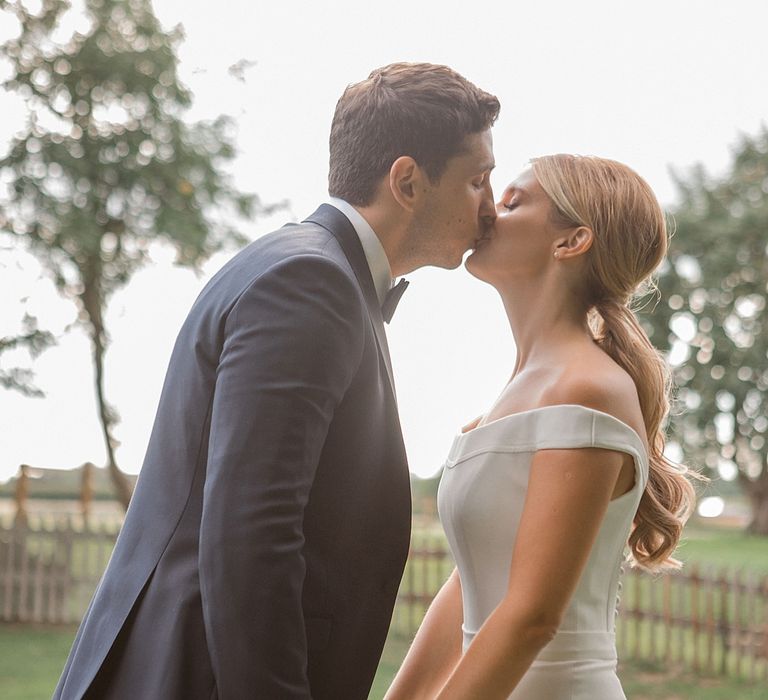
[458,403,648,457]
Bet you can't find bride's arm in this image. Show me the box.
[384,568,464,700]
[434,444,626,700]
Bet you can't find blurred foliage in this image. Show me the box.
[0,312,54,396]
[0,0,278,507]
[638,127,768,534]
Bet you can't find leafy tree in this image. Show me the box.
[0,0,277,508]
[0,312,54,396]
[639,127,768,534]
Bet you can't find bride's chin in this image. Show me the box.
[464,251,486,280]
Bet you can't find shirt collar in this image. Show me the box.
[327,197,393,306]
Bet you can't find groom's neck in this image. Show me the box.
[354,201,411,277]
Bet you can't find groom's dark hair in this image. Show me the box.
[328,63,500,206]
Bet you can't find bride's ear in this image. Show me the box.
[554,226,593,260]
[389,156,423,212]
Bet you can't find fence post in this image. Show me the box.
[662,572,672,661]
[17,520,30,622]
[2,524,16,620]
[14,465,29,528]
[761,575,768,682]
[33,543,44,623]
[734,568,743,677]
[746,570,758,681]
[81,461,94,525]
[691,563,700,673]
[59,515,74,624]
[705,565,716,673]
[717,567,729,676]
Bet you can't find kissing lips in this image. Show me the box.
[473,234,492,250]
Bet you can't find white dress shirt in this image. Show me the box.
[327,197,393,306]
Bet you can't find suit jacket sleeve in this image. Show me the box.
[198,253,365,698]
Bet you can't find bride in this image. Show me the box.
[385,154,697,699]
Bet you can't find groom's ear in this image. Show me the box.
[389,156,424,212]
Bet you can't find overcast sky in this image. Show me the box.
[1,0,767,482]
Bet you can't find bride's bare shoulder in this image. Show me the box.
[545,355,646,439]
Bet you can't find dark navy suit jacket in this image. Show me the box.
[53,205,412,700]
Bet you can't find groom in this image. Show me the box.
[54,63,499,700]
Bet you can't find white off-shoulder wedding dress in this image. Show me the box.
[437,404,648,699]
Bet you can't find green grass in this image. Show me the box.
[674,523,768,573]
[369,634,410,699]
[620,657,768,699]
[0,624,76,700]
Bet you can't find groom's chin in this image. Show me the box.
[431,252,465,271]
[445,255,465,271]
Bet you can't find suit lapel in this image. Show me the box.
[304,204,397,400]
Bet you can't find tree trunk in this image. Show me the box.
[741,470,768,536]
[81,274,133,511]
[748,492,768,535]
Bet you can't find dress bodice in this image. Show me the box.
[437,404,648,664]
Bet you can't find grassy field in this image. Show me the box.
[674,521,768,573]
[1,523,766,699]
[0,624,77,700]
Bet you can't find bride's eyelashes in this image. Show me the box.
[503,202,518,211]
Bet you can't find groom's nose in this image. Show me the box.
[479,182,497,223]
[479,213,496,234]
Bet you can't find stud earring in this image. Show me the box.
[554,251,560,259]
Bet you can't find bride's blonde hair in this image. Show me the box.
[531,154,697,571]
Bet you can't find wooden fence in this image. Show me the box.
[394,532,768,682]
[618,563,768,681]
[0,516,119,624]
[390,532,454,638]
[1,519,766,682]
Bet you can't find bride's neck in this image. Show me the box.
[497,285,591,376]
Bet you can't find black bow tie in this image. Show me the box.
[381,278,409,324]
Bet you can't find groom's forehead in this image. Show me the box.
[456,134,495,171]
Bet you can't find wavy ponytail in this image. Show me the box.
[592,299,696,569]
[532,154,699,571]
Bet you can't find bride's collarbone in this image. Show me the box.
[480,377,562,425]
